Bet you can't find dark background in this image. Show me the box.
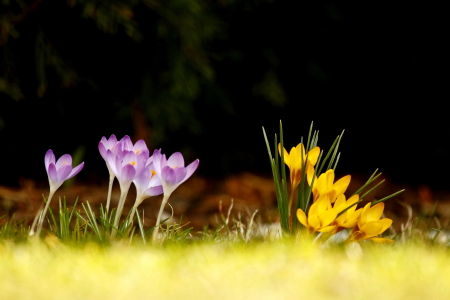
[1,0,449,190]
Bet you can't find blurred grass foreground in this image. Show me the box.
[1,240,449,300]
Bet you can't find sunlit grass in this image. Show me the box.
[1,238,449,300]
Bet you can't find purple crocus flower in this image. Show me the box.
[128,163,163,222]
[45,149,85,193]
[120,135,149,155]
[151,149,199,241]
[106,150,148,192]
[31,149,84,236]
[98,134,125,171]
[106,148,150,234]
[152,149,199,196]
[98,134,124,213]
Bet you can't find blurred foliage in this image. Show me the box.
[0,0,287,144]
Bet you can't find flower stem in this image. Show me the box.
[111,188,129,238]
[105,173,115,214]
[33,190,55,237]
[152,194,170,242]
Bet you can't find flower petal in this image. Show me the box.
[318,225,336,233]
[56,154,72,169]
[174,167,187,183]
[307,147,320,166]
[67,162,84,180]
[57,164,72,182]
[98,142,107,160]
[296,209,308,227]
[120,135,133,151]
[120,164,136,184]
[47,163,58,184]
[366,203,385,223]
[45,150,55,169]
[133,140,148,153]
[168,152,185,168]
[134,168,150,196]
[161,166,177,185]
[144,185,163,197]
[318,209,337,227]
[184,159,199,181]
[378,218,393,233]
[360,221,384,237]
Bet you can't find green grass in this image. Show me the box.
[1,238,449,299]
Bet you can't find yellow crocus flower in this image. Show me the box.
[310,169,351,203]
[296,195,337,233]
[332,194,362,229]
[345,202,394,244]
[278,143,320,189]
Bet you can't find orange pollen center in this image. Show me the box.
[173,166,178,169]
[151,170,157,176]
[131,161,136,166]
[62,162,67,165]
[136,150,140,154]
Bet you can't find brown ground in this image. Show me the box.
[1,173,449,232]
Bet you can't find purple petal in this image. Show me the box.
[173,167,187,183]
[149,174,161,186]
[56,154,72,169]
[67,162,84,179]
[98,142,107,160]
[184,159,199,181]
[47,163,59,183]
[105,150,117,173]
[120,135,133,151]
[152,149,163,173]
[144,185,163,197]
[122,151,137,166]
[134,140,148,153]
[134,168,150,195]
[45,150,55,170]
[120,164,136,184]
[168,152,185,168]
[57,164,72,182]
[161,166,177,185]
[107,134,117,145]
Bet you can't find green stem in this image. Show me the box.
[105,173,115,214]
[152,194,171,242]
[34,189,55,237]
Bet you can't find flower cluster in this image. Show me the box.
[264,122,402,244]
[31,134,198,240]
[98,135,199,238]
[296,169,393,244]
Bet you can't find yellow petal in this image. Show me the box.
[358,202,372,226]
[370,237,394,244]
[360,221,384,237]
[330,175,351,202]
[307,147,320,166]
[296,209,308,227]
[366,203,385,223]
[278,144,291,166]
[378,218,393,233]
[318,225,336,233]
[308,214,320,231]
[340,219,358,228]
[309,201,319,216]
[306,164,315,186]
[325,169,335,190]
[334,194,346,209]
[318,209,337,227]
[346,194,359,214]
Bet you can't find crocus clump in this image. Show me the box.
[151,149,199,240]
[30,150,84,236]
